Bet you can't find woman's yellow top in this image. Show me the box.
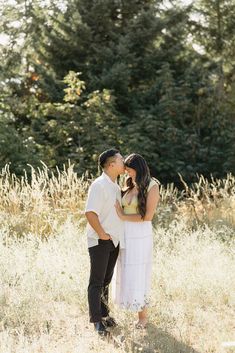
[122,179,158,215]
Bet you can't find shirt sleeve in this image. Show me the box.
[85,182,104,216]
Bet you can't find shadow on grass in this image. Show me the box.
[110,323,201,353]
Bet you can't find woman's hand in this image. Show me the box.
[115,200,125,220]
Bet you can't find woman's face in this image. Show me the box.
[125,166,136,182]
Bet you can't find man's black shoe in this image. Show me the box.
[94,321,109,336]
[103,316,118,328]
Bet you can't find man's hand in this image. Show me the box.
[99,232,112,240]
[85,212,112,240]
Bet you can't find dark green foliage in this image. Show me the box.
[0,0,234,183]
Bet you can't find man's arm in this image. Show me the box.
[85,182,111,240]
[85,211,111,240]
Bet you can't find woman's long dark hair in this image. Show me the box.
[124,153,151,218]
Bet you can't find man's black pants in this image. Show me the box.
[88,239,119,323]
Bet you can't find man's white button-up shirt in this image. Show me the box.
[85,172,124,248]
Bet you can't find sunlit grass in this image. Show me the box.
[0,163,89,238]
[0,164,234,352]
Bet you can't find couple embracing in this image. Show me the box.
[85,149,160,336]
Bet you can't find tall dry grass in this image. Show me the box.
[0,164,234,352]
[157,173,235,232]
[1,163,234,237]
[0,163,89,238]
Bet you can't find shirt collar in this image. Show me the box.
[102,172,118,187]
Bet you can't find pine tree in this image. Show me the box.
[1,0,234,179]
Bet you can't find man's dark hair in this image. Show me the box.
[99,148,119,169]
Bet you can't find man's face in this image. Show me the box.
[112,153,125,175]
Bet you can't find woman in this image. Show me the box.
[113,153,160,328]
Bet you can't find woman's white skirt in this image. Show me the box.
[112,221,153,311]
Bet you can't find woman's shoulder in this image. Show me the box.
[147,177,160,192]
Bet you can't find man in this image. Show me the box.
[85,149,125,335]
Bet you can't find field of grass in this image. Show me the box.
[0,164,234,353]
